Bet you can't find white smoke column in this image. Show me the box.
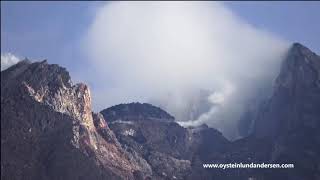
[1,53,20,71]
[84,1,289,139]
[178,81,235,126]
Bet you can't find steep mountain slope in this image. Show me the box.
[1,60,143,180]
[254,43,320,138]
[252,43,320,179]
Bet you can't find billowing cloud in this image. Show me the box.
[84,2,290,139]
[1,53,20,71]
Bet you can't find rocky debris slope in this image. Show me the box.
[101,103,276,180]
[1,60,144,180]
[101,103,231,179]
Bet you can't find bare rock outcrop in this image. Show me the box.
[1,60,142,180]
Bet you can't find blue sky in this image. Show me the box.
[2,2,319,51]
[226,1,319,52]
[1,2,102,76]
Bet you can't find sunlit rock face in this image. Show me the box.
[1,60,143,180]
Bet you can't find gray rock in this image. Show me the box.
[1,60,141,180]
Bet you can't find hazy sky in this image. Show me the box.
[2,2,319,52]
[1,1,319,74]
[1,2,319,139]
[2,1,319,102]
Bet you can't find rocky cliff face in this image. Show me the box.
[252,43,320,179]
[1,60,143,180]
[254,43,320,138]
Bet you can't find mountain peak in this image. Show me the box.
[2,58,72,89]
[289,42,319,59]
[1,59,94,128]
[291,42,305,49]
[1,60,141,179]
[100,102,175,122]
[254,42,320,138]
[282,41,319,86]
